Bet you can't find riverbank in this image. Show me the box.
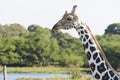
[0,66,90,74]
[0,66,93,80]
[17,77,93,80]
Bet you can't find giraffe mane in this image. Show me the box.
[85,23,119,75]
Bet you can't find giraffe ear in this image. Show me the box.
[71,5,77,15]
[63,11,68,17]
[65,11,68,14]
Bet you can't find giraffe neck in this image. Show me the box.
[75,22,120,80]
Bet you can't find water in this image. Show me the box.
[0,73,70,80]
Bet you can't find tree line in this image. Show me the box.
[0,23,120,70]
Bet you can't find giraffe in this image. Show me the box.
[52,5,120,80]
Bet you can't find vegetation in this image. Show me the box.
[0,66,90,73]
[0,24,85,67]
[105,23,120,34]
[97,34,120,70]
[17,77,93,80]
[0,66,92,80]
[15,67,92,80]
[0,23,120,70]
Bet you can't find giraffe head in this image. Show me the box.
[52,5,79,30]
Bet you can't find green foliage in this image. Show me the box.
[0,23,120,70]
[97,35,120,69]
[0,24,28,37]
[105,23,120,34]
[0,24,85,67]
[17,77,93,80]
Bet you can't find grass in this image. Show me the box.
[0,66,90,74]
[17,77,93,80]
[0,66,92,80]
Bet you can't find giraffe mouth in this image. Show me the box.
[52,23,62,30]
[52,26,59,30]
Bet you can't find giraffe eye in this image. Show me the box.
[67,17,72,21]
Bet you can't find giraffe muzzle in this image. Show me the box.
[52,23,62,30]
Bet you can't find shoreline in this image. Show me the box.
[0,66,90,74]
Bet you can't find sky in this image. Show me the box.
[0,0,120,37]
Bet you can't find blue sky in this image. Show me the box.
[0,0,120,37]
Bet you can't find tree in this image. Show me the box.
[98,35,120,69]
[28,24,39,32]
[105,23,120,34]
[0,37,21,66]
[1,23,120,69]
[0,24,28,37]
